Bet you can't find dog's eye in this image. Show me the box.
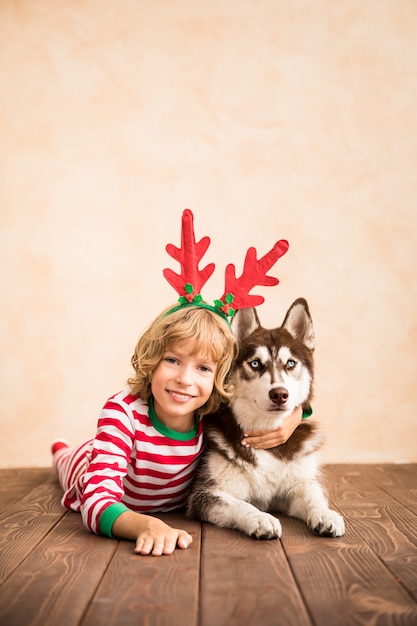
[286,359,297,369]
[249,359,261,370]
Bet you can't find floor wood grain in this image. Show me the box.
[0,465,416,626]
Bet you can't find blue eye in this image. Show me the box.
[249,359,261,370]
[286,359,296,369]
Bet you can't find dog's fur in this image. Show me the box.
[186,298,345,539]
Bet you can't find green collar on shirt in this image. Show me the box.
[148,396,200,441]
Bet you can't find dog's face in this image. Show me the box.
[230,298,315,431]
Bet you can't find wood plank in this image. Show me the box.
[0,479,66,584]
[81,513,201,626]
[0,467,55,511]
[324,464,417,495]
[360,464,417,514]
[323,465,417,602]
[276,466,417,624]
[199,522,311,626]
[364,464,416,490]
[0,511,118,626]
[281,528,417,626]
[325,464,417,495]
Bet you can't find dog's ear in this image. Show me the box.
[231,307,261,342]
[282,298,315,350]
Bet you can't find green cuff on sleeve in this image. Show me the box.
[302,405,313,420]
[99,503,131,538]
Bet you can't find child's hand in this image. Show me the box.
[241,405,303,449]
[134,516,193,556]
[111,510,193,556]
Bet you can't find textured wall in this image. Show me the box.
[1,0,416,466]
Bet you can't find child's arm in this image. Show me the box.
[111,510,192,556]
[240,405,303,449]
[79,397,192,555]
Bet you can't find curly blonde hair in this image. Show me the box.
[127,304,238,415]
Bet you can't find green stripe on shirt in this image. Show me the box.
[99,503,131,537]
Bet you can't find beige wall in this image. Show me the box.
[1,0,416,467]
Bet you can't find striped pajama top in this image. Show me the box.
[60,390,204,535]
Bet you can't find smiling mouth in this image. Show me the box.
[168,390,195,401]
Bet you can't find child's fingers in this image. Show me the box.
[241,430,285,449]
[134,528,192,556]
[151,537,168,556]
[134,535,155,555]
[161,533,183,555]
[176,530,193,550]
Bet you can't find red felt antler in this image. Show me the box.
[163,209,289,319]
[163,209,215,301]
[217,240,289,313]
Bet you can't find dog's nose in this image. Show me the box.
[269,387,289,405]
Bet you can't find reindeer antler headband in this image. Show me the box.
[163,209,289,322]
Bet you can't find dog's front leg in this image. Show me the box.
[203,492,282,540]
[286,479,345,537]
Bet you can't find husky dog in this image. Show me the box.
[186,298,345,539]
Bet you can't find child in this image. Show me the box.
[52,304,236,556]
[52,209,303,556]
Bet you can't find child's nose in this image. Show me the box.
[177,366,193,386]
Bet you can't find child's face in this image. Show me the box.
[151,341,217,432]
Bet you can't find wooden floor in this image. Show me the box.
[0,465,416,626]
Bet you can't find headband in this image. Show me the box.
[163,209,289,321]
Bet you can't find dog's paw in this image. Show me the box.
[245,511,282,540]
[309,509,345,537]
